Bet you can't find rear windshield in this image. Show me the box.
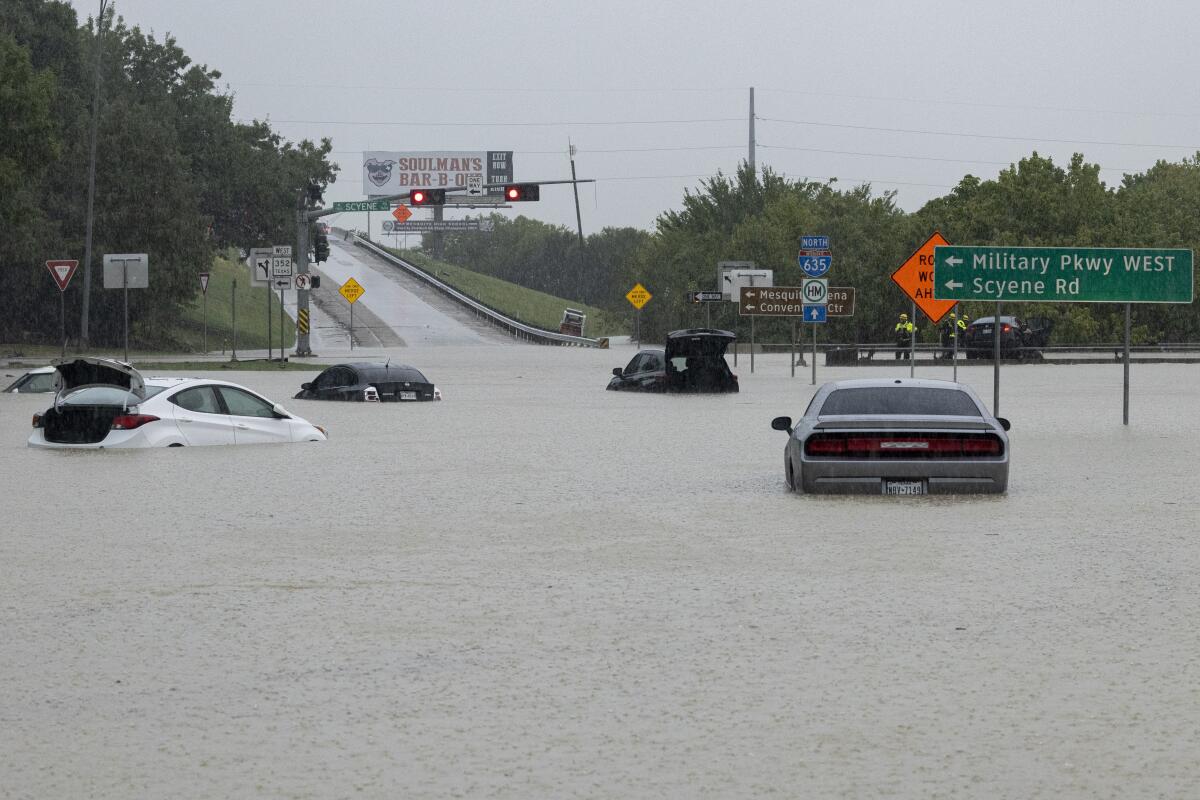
[362,367,428,384]
[61,385,166,406]
[820,387,981,417]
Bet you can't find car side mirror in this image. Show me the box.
[996,417,1011,431]
[273,403,292,419]
[771,416,793,433]
[612,367,623,377]
[300,382,312,391]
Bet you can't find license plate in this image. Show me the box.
[399,391,417,400]
[883,480,925,495]
[981,327,993,335]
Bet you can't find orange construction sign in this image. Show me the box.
[891,231,956,324]
[392,205,413,223]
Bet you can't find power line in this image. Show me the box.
[758,116,1200,150]
[330,144,746,157]
[758,142,1139,172]
[229,81,745,94]
[246,116,743,128]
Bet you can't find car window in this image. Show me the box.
[314,368,345,389]
[624,355,643,373]
[669,356,688,373]
[820,387,982,416]
[62,385,165,405]
[22,373,56,392]
[171,386,222,414]
[217,386,277,418]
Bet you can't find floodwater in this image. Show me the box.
[2,347,1198,799]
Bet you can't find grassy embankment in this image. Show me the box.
[382,246,622,336]
[175,253,295,352]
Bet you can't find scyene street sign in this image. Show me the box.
[933,246,1194,303]
[333,199,390,212]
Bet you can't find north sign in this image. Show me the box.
[933,246,1194,304]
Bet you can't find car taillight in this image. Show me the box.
[111,414,159,430]
[1001,324,1011,333]
[805,437,846,455]
[32,413,42,428]
[807,433,1003,457]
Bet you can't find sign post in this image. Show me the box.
[625,283,652,348]
[269,246,293,361]
[339,277,365,350]
[46,260,79,358]
[103,253,148,363]
[199,272,210,354]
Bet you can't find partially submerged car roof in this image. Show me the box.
[344,362,429,384]
[52,357,146,399]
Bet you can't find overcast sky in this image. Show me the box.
[69,0,1200,238]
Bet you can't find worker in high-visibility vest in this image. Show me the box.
[894,313,916,360]
[941,312,969,359]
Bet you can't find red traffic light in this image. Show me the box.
[409,189,446,205]
[503,183,540,202]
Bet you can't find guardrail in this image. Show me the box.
[347,233,605,348]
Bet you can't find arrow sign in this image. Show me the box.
[944,280,963,290]
[945,255,963,267]
[45,260,79,292]
[803,304,828,323]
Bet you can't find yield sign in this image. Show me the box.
[199,272,210,294]
[392,205,413,223]
[46,259,79,292]
[891,231,956,324]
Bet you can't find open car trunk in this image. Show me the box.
[664,329,738,393]
[41,358,146,444]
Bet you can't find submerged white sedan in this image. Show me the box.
[28,358,327,448]
[772,378,1010,495]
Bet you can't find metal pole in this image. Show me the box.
[993,301,1001,416]
[350,301,354,350]
[748,87,755,174]
[202,291,207,354]
[1123,303,1131,425]
[750,315,755,373]
[80,0,108,349]
[635,308,640,349]
[123,261,128,362]
[569,141,585,259]
[279,288,285,360]
[790,320,796,378]
[267,280,272,361]
[909,300,916,378]
[231,277,237,359]
[952,302,959,382]
[812,322,817,385]
[60,290,66,359]
[296,209,310,357]
[706,303,711,329]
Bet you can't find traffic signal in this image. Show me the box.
[503,183,540,202]
[313,231,330,263]
[309,275,321,289]
[409,188,446,205]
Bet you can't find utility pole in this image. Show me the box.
[748,86,756,175]
[80,0,108,349]
[569,140,586,283]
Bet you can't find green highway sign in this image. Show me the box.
[933,246,1193,303]
[332,200,390,212]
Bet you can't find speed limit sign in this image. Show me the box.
[293,273,311,291]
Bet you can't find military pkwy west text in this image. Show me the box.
[933,246,1194,303]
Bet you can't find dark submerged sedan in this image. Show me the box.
[771,378,1010,495]
[296,362,442,402]
[607,329,738,393]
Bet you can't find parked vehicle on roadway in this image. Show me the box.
[607,329,739,393]
[962,315,1052,359]
[771,378,1009,495]
[559,308,586,337]
[295,362,442,402]
[28,358,327,448]
[4,366,56,393]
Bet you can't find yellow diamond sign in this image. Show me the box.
[626,282,652,310]
[339,276,365,304]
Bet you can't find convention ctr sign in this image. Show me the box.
[363,151,513,197]
[934,246,1194,303]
